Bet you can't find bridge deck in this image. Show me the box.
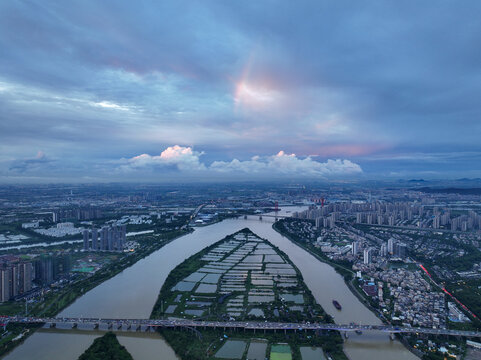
[2,316,480,338]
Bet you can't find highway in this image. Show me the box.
[3,316,481,338]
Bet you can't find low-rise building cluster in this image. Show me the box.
[380,269,446,328]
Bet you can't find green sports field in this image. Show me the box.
[270,344,292,360]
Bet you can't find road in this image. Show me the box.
[3,316,481,338]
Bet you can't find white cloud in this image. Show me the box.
[92,101,130,111]
[120,146,362,178]
[209,156,267,173]
[121,145,205,172]
[211,151,362,176]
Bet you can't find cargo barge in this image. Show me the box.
[332,300,342,310]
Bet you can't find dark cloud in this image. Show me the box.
[8,152,54,173]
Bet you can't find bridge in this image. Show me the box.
[189,204,206,223]
[243,214,291,221]
[3,316,481,338]
[258,214,290,219]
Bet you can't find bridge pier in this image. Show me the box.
[136,325,141,331]
[127,324,131,330]
[49,323,56,328]
[72,323,77,329]
[94,323,99,329]
[108,323,113,330]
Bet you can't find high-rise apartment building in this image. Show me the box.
[0,262,33,302]
[363,248,372,265]
[380,243,388,257]
[394,243,407,258]
[92,228,99,250]
[86,225,127,252]
[83,230,89,251]
[352,241,359,255]
[387,238,395,254]
[0,268,11,302]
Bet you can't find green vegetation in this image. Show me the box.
[0,323,42,357]
[431,244,481,271]
[158,328,347,360]
[0,302,24,316]
[78,332,133,360]
[443,278,481,329]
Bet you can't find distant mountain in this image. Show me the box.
[455,178,481,182]
[416,187,481,195]
[398,179,428,184]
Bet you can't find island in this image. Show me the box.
[78,332,133,360]
[151,228,346,360]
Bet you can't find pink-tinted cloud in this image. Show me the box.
[122,145,205,171]
[121,146,362,178]
[211,150,362,176]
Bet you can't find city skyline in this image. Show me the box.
[0,182,481,358]
[1,1,481,182]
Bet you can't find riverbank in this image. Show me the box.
[271,221,391,313]
[34,229,191,318]
[271,221,423,359]
[272,221,355,281]
[271,221,389,318]
[0,229,191,358]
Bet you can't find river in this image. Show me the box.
[3,208,417,360]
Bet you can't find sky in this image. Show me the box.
[1,1,481,183]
